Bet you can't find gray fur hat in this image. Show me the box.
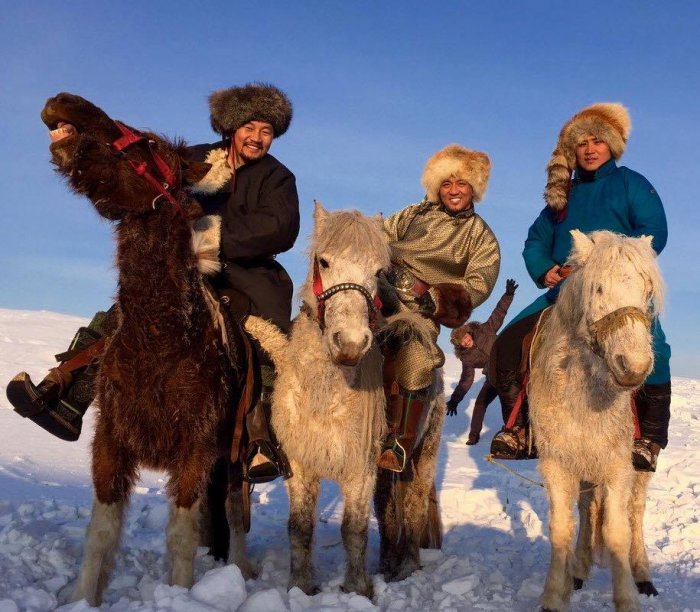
[208,82,293,137]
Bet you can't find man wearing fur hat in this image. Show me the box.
[377,144,501,472]
[446,279,517,445]
[8,83,299,483]
[489,103,671,472]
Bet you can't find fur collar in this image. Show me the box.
[188,147,231,195]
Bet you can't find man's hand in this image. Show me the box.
[543,265,564,288]
[446,400,458,416]
[506,278,518,295]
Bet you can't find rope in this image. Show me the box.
[484,454,599,493]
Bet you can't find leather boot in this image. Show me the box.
[490,376,535,460]
[377,388,432,472]
[243,364,292,483]
[632,381,671,472]
[6,308,116,441]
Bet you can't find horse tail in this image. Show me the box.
[244,316,289,370]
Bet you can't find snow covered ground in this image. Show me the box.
[0,307,698,611]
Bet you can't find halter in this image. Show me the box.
[588,306,651,357]
[311,255,383,332]
[110,121,187,216]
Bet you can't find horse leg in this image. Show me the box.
[629,471,657,596]
[226,461,256,579]
[539,458,578,612]
[602,467,640,612]
[573,482,600,589]
[287,468,320,594]
[72,421,136,606]
[339,475,375,598]
[390,401,444,582]
[374,467,402,578]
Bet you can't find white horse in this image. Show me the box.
[247,202,390,598]
[529,230,664,612]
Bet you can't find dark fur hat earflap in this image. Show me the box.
[544,103,631,210]
[208,82,292,137]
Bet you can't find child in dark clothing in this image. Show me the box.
[446,279,517,444]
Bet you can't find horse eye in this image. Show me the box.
[375,268,383,278]
[596,286,603,294]
[319,258,329,269]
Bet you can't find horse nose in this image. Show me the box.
[613,353,652,387]
[331,330,372,366]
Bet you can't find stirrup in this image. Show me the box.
[489,426,533,460]
[243,439,292,484]
[6,372,82,441]
[377,438,407,472]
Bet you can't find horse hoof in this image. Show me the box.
[636,581,658,597]
[573,577,584,590]
[341,582,374,599]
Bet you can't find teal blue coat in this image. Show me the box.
[512,159,670,383]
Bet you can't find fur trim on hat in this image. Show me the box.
[545,103,631,210]
[208,82,292,137]
[421,144,491,203]
[449,322,480,347]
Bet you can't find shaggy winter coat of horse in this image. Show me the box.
[529,229,664,612]
[38,92,252,606]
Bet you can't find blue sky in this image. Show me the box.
[1,1,698,377]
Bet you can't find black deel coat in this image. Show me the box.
[188,142,300,332]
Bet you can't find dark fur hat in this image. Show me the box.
[450,322,480,347]
[208,82,293,137]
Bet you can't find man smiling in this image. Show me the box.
[378,144,501,471]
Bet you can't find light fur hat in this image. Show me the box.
[208,82,293,137]
[545,102,631,210]
[421,144,491,203]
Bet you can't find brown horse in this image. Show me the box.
[40,92,250,606]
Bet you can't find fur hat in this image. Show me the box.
[450,322,480,347]
[421,144,491,203]
[545,103,631,210]
[208,82,292,137]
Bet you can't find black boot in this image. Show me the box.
[632,381,671,472]
[6,308,116,441]
[242,364,292,483]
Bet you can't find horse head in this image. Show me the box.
[563,229,664,388]
[41,92,210,220]
[302,201,391,367]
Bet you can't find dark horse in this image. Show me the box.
[40,93,251,605]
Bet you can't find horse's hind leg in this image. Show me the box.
[602,467,640,612]
[539,458,578,612]
[166,500,201,587]
[226,462,255,579]
[339,475,375,598]
[72,424,136,605]
[391,401,444,582]
[374,468,402,578]
[287,468,320,594]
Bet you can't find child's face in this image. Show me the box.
[460,333,474,349]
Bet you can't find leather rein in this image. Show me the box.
[309,255,382,332]
[110,121,187,217]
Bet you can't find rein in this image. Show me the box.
[588,306,651,357]
[311,255,382,332]
[110,121,187,216]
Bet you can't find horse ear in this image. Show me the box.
[640,234,654,248]
[314,200,328,223]
[183,161,213,186]
[569,229,593,265]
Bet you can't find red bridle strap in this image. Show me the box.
[312,256,382,332]
[111,121,186,217]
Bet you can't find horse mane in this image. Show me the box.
[558,231,665,326]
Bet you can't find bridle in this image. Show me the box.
[110,121,187,216]
[310,255,382,332]
[588,306,651,358]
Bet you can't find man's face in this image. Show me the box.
[232,120,274,164]
[575,135,612,172]
[439,177,474,213]
[460,333,474,349]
